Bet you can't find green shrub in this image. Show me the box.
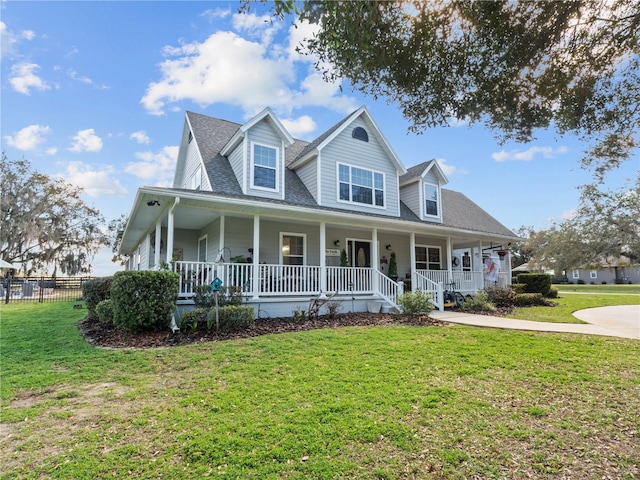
[396,290,433,316]
[577,279,585,284]
[516,273,552,296]
[95,299,114,325]
[111,271,180,332]
[547,288,559,299]
[194,285,243,309]
[217,305,255,331]
[513,293,547,307]
[82,277,113,314]
[179,308,208,332]
[486,286,515,308]
[511,283,526,294]
[460,291,496,313]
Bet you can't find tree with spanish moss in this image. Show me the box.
[0,153,108,276]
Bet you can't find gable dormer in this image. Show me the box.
[399,159,449,223]
[221,107,294,200]
[289,106,407,216]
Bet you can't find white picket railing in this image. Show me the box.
[375,270,402,307]
[326,266,372,294]
[414,271,444,311]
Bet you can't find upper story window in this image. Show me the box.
[338,163,384,207]
[252,143,278,190]
[424,183,439,217]
[352,127,369,142]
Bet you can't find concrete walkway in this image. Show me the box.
[430,304,640,340]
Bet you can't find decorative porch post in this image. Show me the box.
[166,197,180,264]
[251,214,260,301]
[319,222,327,297]
[218,215,225,259]
[154,221,161,268]
[446,236,453,286]
[410,232,416,292]
[372,228,379,294]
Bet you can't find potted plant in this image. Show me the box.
[340,249,348,267]
[388,252,398,282]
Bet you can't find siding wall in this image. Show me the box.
[319,117,400,216]
[181,140,211,191]
[400,181,421,218]
[228,141,245,193]
[295,158,319,202]
[245,120,284,200]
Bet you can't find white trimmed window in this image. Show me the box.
[415,245,441,270]
[424,183,439,217]
[590,270,597,279]
[572,270,580,279]
[252,143,278,190]
[280,233,306,266]
[338,163,384,207]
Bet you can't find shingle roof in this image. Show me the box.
[185,110,518,239]
[399,160,434,183]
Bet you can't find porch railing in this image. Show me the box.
[375,270,402,307]
[416,270,509,291]
[414,271,444,311]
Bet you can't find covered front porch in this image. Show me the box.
[125,190,514,316]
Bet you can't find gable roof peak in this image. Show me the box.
[220,107,294,156]
[400,159,449,186]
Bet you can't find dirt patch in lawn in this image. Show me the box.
[77,312,450,349]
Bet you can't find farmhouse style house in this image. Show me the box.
[119,106,520,316]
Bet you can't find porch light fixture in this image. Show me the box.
[333,240,340,247]
[146,200,160,206]
[248,248,254,254]
[386,244,392,250]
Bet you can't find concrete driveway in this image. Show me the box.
[431,304,640,340]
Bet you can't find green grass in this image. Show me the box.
[506,290,640,323]
[1,301,639,479]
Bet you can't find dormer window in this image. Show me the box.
[352,127,369,142]
[424,183,439,217]
[251,143,278,190]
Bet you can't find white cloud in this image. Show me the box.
[4,124,51,151]
[141,26,357,118]
[9,62,50,94]
[232,12,281,45]
[130,130,150,145]
[62,162,127,196]
[70,128,103,152]
[434,158,466,176]
[1,21,35,59]
[492,145,569,162]
[280,115,317,138]
[68,68,93,84]
[200,8,231,21]
[125,146,179,187]
[46,147,58,155]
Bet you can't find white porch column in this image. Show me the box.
[372,228,379,293]
[319,222,327,296]
[446,236,453,286]
[251,214,260,300]
[166,197,180,264]
[218,215,225,260]
[409,232,416,292]
[477,240,483,290]
[154,221,161,268]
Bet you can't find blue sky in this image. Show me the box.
[1,1,635,276]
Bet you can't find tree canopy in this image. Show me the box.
[0,153,108,276]
[244,0,639,180]
[515,178,640,275]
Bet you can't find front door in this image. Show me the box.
[348,240,371,267]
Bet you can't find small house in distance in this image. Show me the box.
[119,106,520,316]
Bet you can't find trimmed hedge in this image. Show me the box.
[516,273,552,296]
[217,305,255,331]
[95,299,114,325]
[81,277,113,314]
[111,271,180,332]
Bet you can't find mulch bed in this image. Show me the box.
[77,312,450,349]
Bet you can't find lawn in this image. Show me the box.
[503,285,640,323]
[1,301,639,479]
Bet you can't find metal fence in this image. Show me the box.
[2,276,93,304]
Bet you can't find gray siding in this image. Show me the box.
[318,117,400,216]
[400,182,421,219]
[245,120,284,200]
[181,141,210,191]
[294,158,319,202]
[228,142,245,193]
